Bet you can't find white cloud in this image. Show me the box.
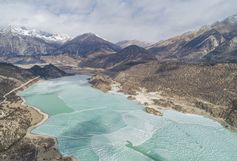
[0,0,236,42]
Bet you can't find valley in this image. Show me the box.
[0,12,237,161]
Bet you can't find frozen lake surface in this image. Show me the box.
[20,75,237,161]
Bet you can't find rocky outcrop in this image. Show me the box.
[89,75,112,92]
[30,64,69,79]
[145,107,162,116]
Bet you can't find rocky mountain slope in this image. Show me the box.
[0,27,122,60]
[148,14,237,63]
[30,64,68,79]
[0,26,70,56]
[80,45,155,70]
[0,32,55,56]
[57,33,121,56]
[0,26,70,44]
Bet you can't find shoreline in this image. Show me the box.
[107,80,237,132]
[9,74,236,161]
[15,78,77,161]
[136,90,237,131]
[21,97,49,137]
[15,78,49,137]
[13,74,236,161]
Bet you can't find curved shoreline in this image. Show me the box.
[18,79,77,161]
[21,74,237,161]
[20,74,237,161]
[93,77,237,132]
[16,78,49,137]
[21,97,49,136]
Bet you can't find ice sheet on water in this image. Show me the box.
[22,75,237,161]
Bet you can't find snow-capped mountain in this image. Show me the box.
[0,26,70,44]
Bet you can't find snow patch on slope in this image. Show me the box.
[0,26,70,43]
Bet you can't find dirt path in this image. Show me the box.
[2,76,40,103]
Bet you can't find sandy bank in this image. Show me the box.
[20,80,77,161]
[106,79,237,132]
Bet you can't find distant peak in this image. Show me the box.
[0,25,71,43]
[72,32,103,42]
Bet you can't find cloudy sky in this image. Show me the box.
[0,0,237,42]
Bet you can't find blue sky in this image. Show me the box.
[0,0,237,42]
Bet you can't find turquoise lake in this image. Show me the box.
[19,75,237,161]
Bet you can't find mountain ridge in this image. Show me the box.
[147,13,237,63]
[57,33,121,56]
[0,26,70,43]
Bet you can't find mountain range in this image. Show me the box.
[1,12,237,161]
[56,33,121,56]
[148,14,237,63]
[0,27,121,57]
[0,14,236,64]
[78,14,237,129]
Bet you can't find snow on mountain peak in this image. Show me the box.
[0,26,70,43]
